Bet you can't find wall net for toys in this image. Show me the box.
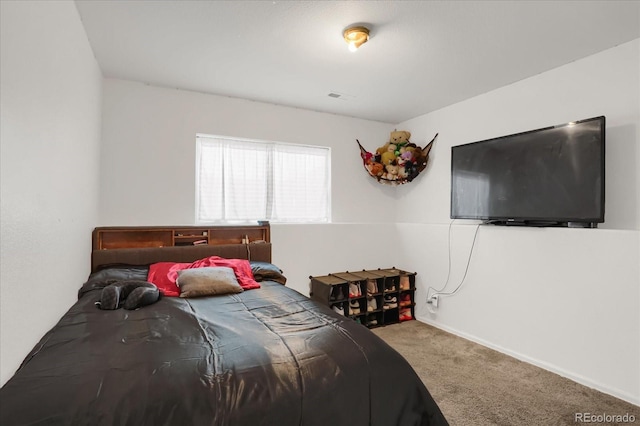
[357,132,437,186]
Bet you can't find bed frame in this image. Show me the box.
[91,224,271,272]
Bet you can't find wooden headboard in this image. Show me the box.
[92,224,271,272]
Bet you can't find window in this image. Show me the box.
[196,134,331,223]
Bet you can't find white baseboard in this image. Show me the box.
[415,315,640,407]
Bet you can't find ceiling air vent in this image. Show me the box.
[328,92,355,101]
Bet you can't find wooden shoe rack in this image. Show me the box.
[309,268,416,328]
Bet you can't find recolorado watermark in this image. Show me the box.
[575,412,636,423]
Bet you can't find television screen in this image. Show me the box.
[450,116,605,227]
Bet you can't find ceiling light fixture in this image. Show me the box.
[343,26,369,52]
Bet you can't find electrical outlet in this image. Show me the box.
[430,295,439,308]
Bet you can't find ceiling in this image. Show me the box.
[75,1,640,124]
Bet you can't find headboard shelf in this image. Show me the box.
[91,224,271,272]
[93,224,270,250]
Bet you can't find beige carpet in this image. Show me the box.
[372,321,639,426]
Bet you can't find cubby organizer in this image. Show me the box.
[309,268,416,328]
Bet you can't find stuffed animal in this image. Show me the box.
[384,163,399,180]
[376,143,390,156]
[360,149,373,164]
[390,130,411,144]
[357,133,437,184]
[400,150,413,162]
[96,279,161,310]
[398,165,409,179]
[412,147,425,165]
[380,151,396,165]
[404,143,417,157]
[366,161,384,177]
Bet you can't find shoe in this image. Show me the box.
[399,308,413,321]
[332,304,344,316]
[399,276,410,290]
[383,295,397,310]
[368,319,378,326]
[400,293,411,307]
[349,283,359,298]
[385,284,396,293]
[366,279,378,295]
[355,282,362,297]
[367,297,377,312]
[331,286,345,301]
[349,299,361,315]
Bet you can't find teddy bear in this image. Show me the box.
[384,163,399,180]
[376,143,390,156]
[390,130,411,144]
[380,150,397,166]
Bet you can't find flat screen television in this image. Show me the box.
[450,116,605,227]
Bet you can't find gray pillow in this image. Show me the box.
[176,267,244,298]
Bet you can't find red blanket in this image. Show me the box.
[148,256,260,297]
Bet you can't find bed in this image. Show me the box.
[0,226,447,426]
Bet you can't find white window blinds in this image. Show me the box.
[196,135,331,223]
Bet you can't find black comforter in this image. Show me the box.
[0,271,446,425]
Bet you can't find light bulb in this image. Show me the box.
[348,41,358,52]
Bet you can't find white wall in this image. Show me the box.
[0,1,102,386]
[100,79,396,225]
[395,40,640,404]
[272,224,400,296]
[397,39,639,231]
[100,79,402,297]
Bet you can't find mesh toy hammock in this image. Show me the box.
[357,133,437,185]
